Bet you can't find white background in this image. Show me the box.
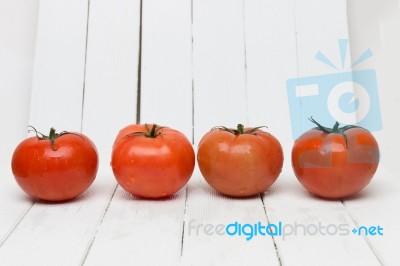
[1,0,399,172]
[0,1,399,265]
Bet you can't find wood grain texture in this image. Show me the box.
[263,168,382,266]
[192,0,248,145]
[140,0,193,140]
[244,0,297,146]
[0,0,398,265]
[28,0,89,132]
[82,1,189,264]
[0,168,34,250]
[181,171,281,265]
[290,0,358,134]
[81,0,141,173]
[0,1,103,265]
[342,166,400,265]
[83,187,186,265]
[184,1,281,264]
[258,2,383,265]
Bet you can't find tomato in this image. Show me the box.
[197,124,283,197]
[111,124,195,199]
[11,127,98,201]
[291,117,380,199]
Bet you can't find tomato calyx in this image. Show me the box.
[213,124,267,135]
[28,126,80,151]
[309,117,362,147]
[127,124,164,138]
[309,117,361,135]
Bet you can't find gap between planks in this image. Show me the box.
[80,184,119,266]
[0,202,35,249]
[136,0,143,124]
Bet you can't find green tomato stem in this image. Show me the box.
[308,116,364,147]
[213,124,267,135]
[237,124,245,134]
[128,124,164,138]
[28,126,81,151]
[308,117,361,134]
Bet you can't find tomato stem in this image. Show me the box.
[309,117,361,134]
[127,124,164,138]
[213,124,267,135]
[149,124,158,137]
[308,117,363,147]
[49,127,57,150]
[28,126,81,151]
[237,124,245,134]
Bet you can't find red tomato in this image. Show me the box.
[11,127,98,201]
[111,124,195,199]
[291,118,380,199]
[197,124,283,197]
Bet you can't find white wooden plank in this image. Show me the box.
[0,188,116,266]
[0,0,38,169]
[295,0,351,77]
[0,1,113,265]
[287,0,358,138]
[264,174,380,265]
[0,0,143,261]
[342,166,400,265]
[78,0,144,264]
[140,0,193,140]
[28,0,89,132]
[0,0,38,248]
[1,1,396,265]
[0,167,34,248]
[256,1,382,264]
[244,0,297,147]
[81,0,141,173]
[83,1,188,264]
[184,0,280,263]
[192,0,248,145]
[84,187,186,266]
[263,168,381,266]
[181,170,281,265]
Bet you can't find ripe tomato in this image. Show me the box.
[11,127,98,201]
[291,118,380,199]
[111,124,195,199]
[197,124,283,197]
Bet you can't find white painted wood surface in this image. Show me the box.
[0,0,398,265]
[140,0,193,139]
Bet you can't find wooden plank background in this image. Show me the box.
[0,0,398,265]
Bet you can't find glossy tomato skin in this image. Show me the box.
[292,127,379,199]
[111,124,195,199]
[197,128,283,197]
[11,133,98,201]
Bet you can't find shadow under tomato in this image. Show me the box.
[32,189,94,205]
[217,191,262,201]
[300,187,377,202]
[261,173,297,198]
[194,181,263,201]
[261,182,284,198]
[339,192,368,201]
[15,193,36,204]
[307,193,345,202]
[339,185,382,202]
[116,187,184,202]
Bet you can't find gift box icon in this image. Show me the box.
[286,39,382,139]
